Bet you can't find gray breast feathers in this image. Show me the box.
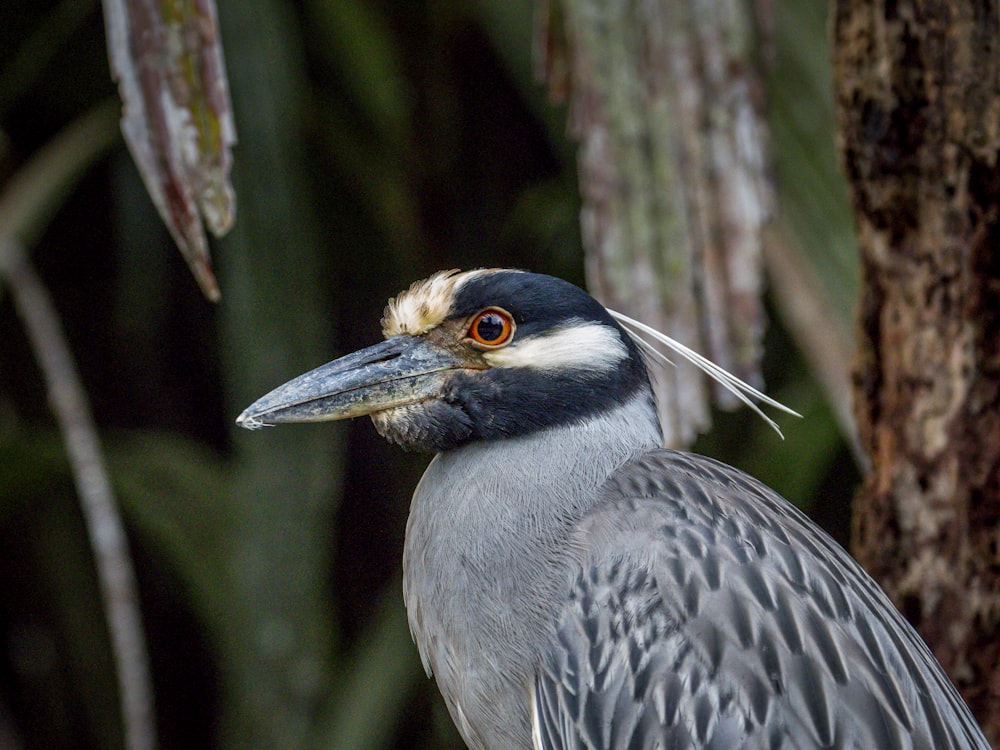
[532,451,988,750]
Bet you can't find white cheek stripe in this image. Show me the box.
[484,321,628,371]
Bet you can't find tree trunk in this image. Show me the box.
[833,1,1000,742]
[538,0,773,447]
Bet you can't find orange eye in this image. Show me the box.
[467,307,515,348]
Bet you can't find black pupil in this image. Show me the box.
[476,313,505,342]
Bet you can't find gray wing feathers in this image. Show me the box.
[533,450,989,750]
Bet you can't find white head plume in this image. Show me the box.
[608,309,801,438]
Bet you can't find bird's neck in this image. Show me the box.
[405,388,662,600]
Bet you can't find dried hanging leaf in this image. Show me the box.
[103,0,237,301]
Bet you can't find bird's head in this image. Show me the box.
[236,269,654,452]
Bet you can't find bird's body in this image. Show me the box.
[238,269,990,749]
[404,391,660,749]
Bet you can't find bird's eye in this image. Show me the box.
[467,308,515,348]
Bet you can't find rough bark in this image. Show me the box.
[833,1,1000,741]
[537,0,773,447]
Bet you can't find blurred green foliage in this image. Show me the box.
[0,0,858,748]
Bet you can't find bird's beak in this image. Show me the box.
[236,335,465,429]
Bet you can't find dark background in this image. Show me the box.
[0,1,858,748]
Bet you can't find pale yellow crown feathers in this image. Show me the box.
[381,269,513,337]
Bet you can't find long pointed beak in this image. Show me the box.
[236,335,465,429]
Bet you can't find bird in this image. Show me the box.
[237,269,990,750]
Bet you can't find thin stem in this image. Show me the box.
[763,222,866,468]
[0,240,157,750]
[0,99,119,250]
